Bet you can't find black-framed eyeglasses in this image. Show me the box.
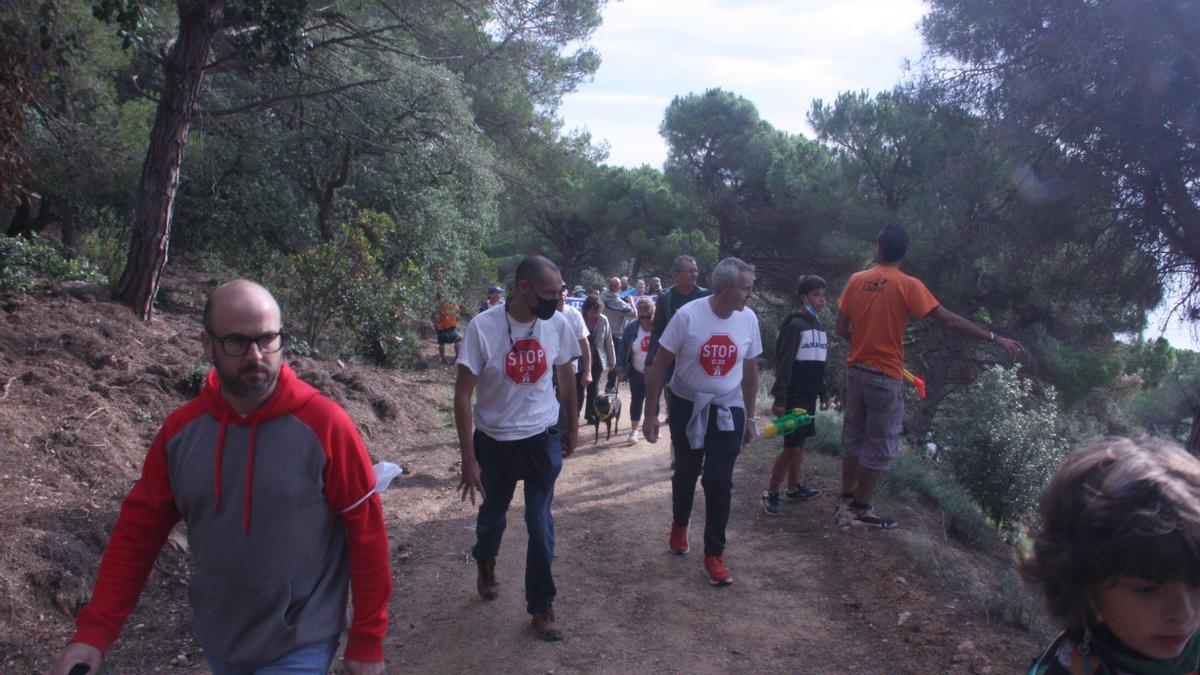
[638,314,653,320]
[210,331,286,357]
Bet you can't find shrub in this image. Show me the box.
[0,234,107,292]
[935,365,1068,531]
[76,208,130,283]
[273,220,386,353]
[883,452,996,545]
[177,367,209,398]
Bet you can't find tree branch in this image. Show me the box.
[198,78,387,117]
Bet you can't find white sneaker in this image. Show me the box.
[835,502,855,528]
[628,429,640,443]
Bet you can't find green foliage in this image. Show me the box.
[269,209,448,368]
[177,366,209,398]
[935,365,1068,529]
[922,0,1200,319]
[1124,344,1200,444]
[76,207,129,282]
[273,214,388,354]
[882,452,996,546]
[0,234,107,292]
[1034,340,1123,409]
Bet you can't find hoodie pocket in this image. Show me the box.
[188,568,296,664]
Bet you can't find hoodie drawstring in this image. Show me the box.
[212,411,258,536]
[243,419,259,536]
[214,412,229,512]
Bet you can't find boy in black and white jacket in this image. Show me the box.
[762,275,829,515]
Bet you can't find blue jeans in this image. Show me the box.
[205,636,340,674]
[472,427,563,614]
[668,394,745,557]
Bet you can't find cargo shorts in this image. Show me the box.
[842,365,904,471]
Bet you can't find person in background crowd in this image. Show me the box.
[480,285,505,314]
[617,298,655,443]
[581,295,616,425]
[435,298,462,365]
[600,277,637,391]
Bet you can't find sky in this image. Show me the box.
[556,0,1200,350]
[558,0,928,168]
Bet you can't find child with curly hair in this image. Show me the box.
[1024,437,1200,674]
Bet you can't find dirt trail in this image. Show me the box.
[381,381,1035,673]
[0,276,1036,672]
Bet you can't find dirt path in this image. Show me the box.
[379,381,1035,673]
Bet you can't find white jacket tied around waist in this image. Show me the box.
[668,376,743,450]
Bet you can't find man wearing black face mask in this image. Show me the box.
[454,256,579,641]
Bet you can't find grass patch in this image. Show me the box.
[882,451,996,547]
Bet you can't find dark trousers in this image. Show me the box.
[575,370,587,418]
[471,428,563,614]
[606,335,622,390]
[583,360,604,424]
[628,368,647,422]
[668,394,745,557]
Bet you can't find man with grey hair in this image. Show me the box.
[643,257,761,587]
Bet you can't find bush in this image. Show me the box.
[0,234,107,292]
[76,208,129,283]
[273,219,387,354]
[177,367,209,397]
[883,452,996,545]
[935,365,1068,531]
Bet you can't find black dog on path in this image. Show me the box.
[592,387,622,443]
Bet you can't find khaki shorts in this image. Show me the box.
[842,365,903,471]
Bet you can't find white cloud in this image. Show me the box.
[559,0,927,168]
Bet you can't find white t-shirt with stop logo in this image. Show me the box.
[659,297,762,398]
[458,305,580,440]
[631,325,652,373]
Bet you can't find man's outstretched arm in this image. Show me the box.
[927,306,1023,358]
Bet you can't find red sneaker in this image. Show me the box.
[704,556,733,586]
[669,523,689,555]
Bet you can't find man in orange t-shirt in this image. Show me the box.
[435,300,461,364]
[834,224,1023,529]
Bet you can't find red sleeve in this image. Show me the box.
[70,408,190,653]
[303,398,392,663]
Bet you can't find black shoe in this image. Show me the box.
[784,485,822,501]
[476,560,499,600]
[761,490,782,515]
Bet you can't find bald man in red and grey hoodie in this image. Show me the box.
[51,280,391,675]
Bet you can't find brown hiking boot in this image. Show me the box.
[532,605,563,641]
[476,560,499,600]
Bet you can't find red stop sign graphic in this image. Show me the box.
[505,337,548,384]
[698,334,738,377]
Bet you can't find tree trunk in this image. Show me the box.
[1187,408,1200,457]
[112,1,220,321]
[5,196,32,237]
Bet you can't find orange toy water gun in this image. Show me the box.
[902,369,926,399]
